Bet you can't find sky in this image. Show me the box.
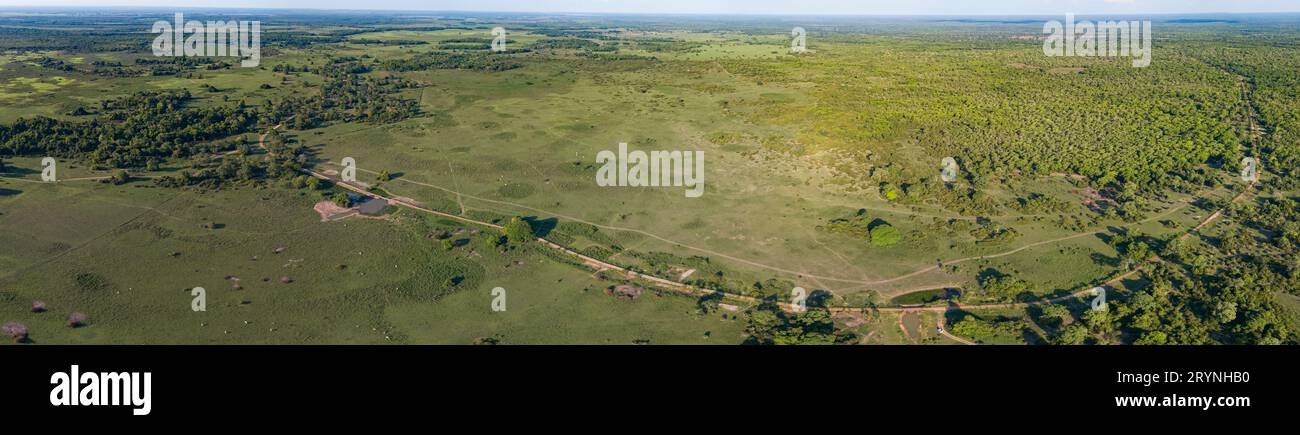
[0,0,1297,15]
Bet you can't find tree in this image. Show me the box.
[502,217,534,245]
[1134,331,1168,345]
[774,310,836,345]
[950,317,997,342]
[695,292,723,314]
[745,304,835,345]
[1040,304,1072,327]
[1082,309,1112,337]
[869,224,902,247]
[481,233,506,250]
[108,169,130,185]
[1161,236,1189,262]
[1214,301,1238,324]
[332,192,351,208]
[744,306,784,343]
[1055,324,1088,345]
[979,273,1033,300]
[1120,240,1152,270]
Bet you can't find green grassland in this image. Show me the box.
[1,11,1297,344]
[295,24,1243,304]
[0,175,742,344]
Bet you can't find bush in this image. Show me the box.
[332,192,351,208]
[108,169,131,185]
[502,217,535,245]
[869,224,902,247]
[1056,324,1088,345]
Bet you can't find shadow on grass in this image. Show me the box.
[1,165,40,177]
[524,216,558,237]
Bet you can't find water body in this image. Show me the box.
[354,196,389,216]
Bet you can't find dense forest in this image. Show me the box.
[949,192,1300,345]
[0,57,420,189]
[718,38,1287,218]
[0,90,255,167]
[380,51,524,72]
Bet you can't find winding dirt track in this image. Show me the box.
[330,162,1171,289]
[253,74,1263,347]
[0,73,1262,345]
[306,164,1133,314]
[18,78,1263,331]
[256,118,1257,320]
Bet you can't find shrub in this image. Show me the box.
[108,169,131,185]
[332,192,351,207]
[502,216,535,245]
[869,224,902,247]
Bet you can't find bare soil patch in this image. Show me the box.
[313,201,357,222]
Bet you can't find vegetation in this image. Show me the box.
[869,224,902,247]
[0,10,1295,345]
[821,210,901,247]
[744,304,843,345]
[501,216,535,246]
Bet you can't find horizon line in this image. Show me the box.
[2,5,1300,17]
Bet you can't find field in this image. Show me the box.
[0,179,741,343]
[1,9,1297,344]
